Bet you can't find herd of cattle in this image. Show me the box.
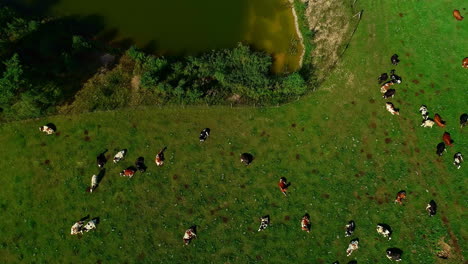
[35,51,466,262]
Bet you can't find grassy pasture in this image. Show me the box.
[0,0,467,263]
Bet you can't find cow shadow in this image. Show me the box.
[79,215,90,222]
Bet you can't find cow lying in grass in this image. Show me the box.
[453,152,463,169]
[70,218,99,235]
[258,215,270,232]
[376,224,392,240]
[39,124,56,135]
[421,119,435,128]
[301,214,311,233]
[278,177,290,196]
[120,167,136,178]
[460,113,468,128]
[199,128,210,142]
[419,105,429,120]
[240,153,254,165]
[463,58,468,69]
[394,190,406,204]
[386,248,403,261]
[155,147,167,166]
[386,102,399,115]
[183,226,197,245]
[346,239,359,256]
[426,200,437,216]
[345,220,355,237]
[113,149,127,163]
[434,114,446,128]
[442,132,454,146]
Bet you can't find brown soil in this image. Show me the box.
[385,138,392,144]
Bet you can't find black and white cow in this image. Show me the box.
[183,226,197,245]
[240,153,254,165]
[453,152,463,169]
[258,215,270,232]
[390,69,402,84]
[436,142,446,156]
[135,157,147,172]
[378,73,389,84]
[346,238,359,256]
[383,89,396,99]
[426,200,437,216]
[345,220,356,237]
[113,149,127,163]
[386,248,403,261]
[460,113,468,128]
[376,224,392,240]
[419,105,429,120]
[391,54,400,65]
[199,128,210,142]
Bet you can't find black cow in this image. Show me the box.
[436,142,446,156]
[378,73,388,84]
[97,149,108,168]
[135,157,147,172]
[345,220,355,237]
[199,128,210,142]
[386,248,403,261]
[240,153,254,165]
[426,200,437,216]
[383,89,396,99]
[460,113,468,128]
[391,54,400,65]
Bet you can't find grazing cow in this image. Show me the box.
[155,147,167,166]
[419,105,429,120]
[434,114,446,128]
[113,149,127,163]
[442,132,453,146]
[436,142,446,156]
[97,150,107,168]
[120,167,136,178]
[83,218,99,232]
[346,239,359,256]
[390,69,402,83]
[183,226,197,245]
[453,10,464,21]
[345,220,356,237]
[258,215,270,232]
[460,113,468,128]
[90,174,98,193]
[421,119,435,128]
[383,89,396,99]
[240,153,254,165]
[380,81,395,93]
[391,54,400,65]
[199,128,210,142]
[378,73,388,84]
[278,177,290,196]
[395,190,406,204]
[70,221,84,235]
[301,214,311,233]
[463,58,468,69]
[135,157,147,172]
[453,152,463,169]
[426,200,437,216]
[386,248,403,261]
[376,224,392,240]
[332,262,339,264]
[386,102,400,115]
[39,124,55,135]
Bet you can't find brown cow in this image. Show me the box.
[434,114,446,128]
[380,81,395,93]
[453,10,464,21]
[394,190,406,204]
[463,58,468,69]
[442,132,453,146]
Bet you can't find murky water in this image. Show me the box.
[10,0,303,73]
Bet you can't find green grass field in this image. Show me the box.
[0,0,467,263]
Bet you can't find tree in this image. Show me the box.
[0,53,24,105]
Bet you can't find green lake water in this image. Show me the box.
[12,0,303,73]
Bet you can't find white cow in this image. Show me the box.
[421,119,435,128]
[113,150,126,163]
[83,219,98,232]
[39,125,55,135]
[70,221,84,235]
[90,174,98,192]
[376,224,392,240]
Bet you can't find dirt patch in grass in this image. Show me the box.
[385,138,392,144]
[84,130,88,135]
[366,153,373,159]
[412,80,420,84]
[369,122,377,129]
[284,215,291,221]
[321,193,330,199]
[172,174,178,180]
[221,216,229,223]
[399,13,404,17]
[369,98,375,104]
[296,154,300,160]
[84,136,91,141]
[291,123,297,128]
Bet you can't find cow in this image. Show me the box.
[376,224,392,240]
[155,147,167,166]
[183,226,197,245]
[395,190,406,204]
[386,248,403,261]
[240,153,254,165]
[426,200,437,216]
[391,54,400,65]
[278,177,290,196]
[258,215,270,232]
[390,69,402,83]
[70,221,84,235]
[434,114,446,128]
[419,105,429,120]
[97,150,107,168]
[120,167,136,178]
[83,218,99,232]
[460,113,468,128]
[463,58,468,69]
[442,132,453,146]
[436,142,446,156]
[113,149,127,163]
[380,81,395,93]
[378,73,388,84]
[421,119,435,128]
[453,10,464,21]
[135,157,147,172]
[90,174,98,193]
[301,214,311,233]
[383,89,396,99]
[345,220,356,237]
[332,262,339,264]
[199,128,210,142]
[346,239,359,256]
[39,124,56,135]
[453,152,463,169]
[386,102,400,115]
